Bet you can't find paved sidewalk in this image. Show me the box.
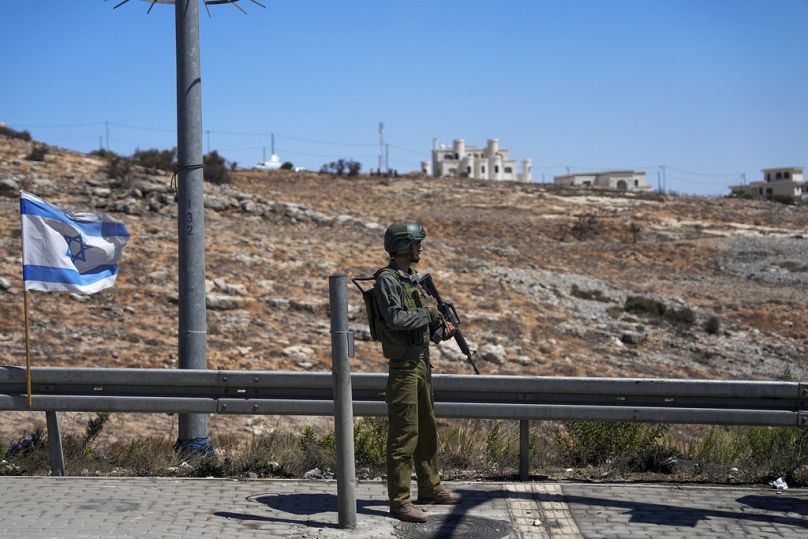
[0,477,805,538]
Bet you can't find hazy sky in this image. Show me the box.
[2,0,807,195]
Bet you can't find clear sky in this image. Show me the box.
[2,0,807,195]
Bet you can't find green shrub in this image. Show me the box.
[354,417,386,468]
[730,191,754,200]
[89,148,119,160]
[625,295,666,318]
[105,155,133,181]
[769,194,798,206]
[704,316,721,335]
[485,420,522,468]
[571,213,599,240]
[132,147,176,171]
[203,150,230,184]
[281,161,294,170]
[571,284,611,303]
[0,125,32,141]
[298,425,336,473]
[26,145,48,161]
[625,295,695,328]
[83,412,110,447]
[696,426,808,483]
[319,159,361,177]
[554,420,670,471]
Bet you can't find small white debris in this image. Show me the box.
[770,476,788,489]
[532,519,542,526]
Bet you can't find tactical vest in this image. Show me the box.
[373,267,429,361]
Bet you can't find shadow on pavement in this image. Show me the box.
[214,487,808,532]
[214,493,389,529]
[512,488,808,529]
[737,495,808,516]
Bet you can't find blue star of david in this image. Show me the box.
[63,234,89,263]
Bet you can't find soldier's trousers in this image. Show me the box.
[386,351,441,508]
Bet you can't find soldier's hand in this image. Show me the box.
[443,319,455,338]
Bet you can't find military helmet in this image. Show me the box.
[384,221,426,254]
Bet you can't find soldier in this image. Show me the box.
[373,221,462,523]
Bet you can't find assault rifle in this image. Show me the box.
[418,274,480,375]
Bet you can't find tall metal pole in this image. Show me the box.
[175,0,208,446]
[329,275,357,529]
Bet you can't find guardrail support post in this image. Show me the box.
[519,419,529,481]
[329,275,357,529]
[45,411,65,476]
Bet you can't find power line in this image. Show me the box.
[109,122,176,133]
[9,121,105,129]
[666,165,742,177]
[665,174,736,186]
[274,133,377,147]
[388,143,428,156]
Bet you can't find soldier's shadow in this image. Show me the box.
[214,492,389,529]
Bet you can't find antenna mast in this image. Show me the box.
[378,121,385,174]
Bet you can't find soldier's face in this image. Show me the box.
[410,241,423,263]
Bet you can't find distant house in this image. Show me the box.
[554,170,652,192]
[729,167,806,200]
[253,154,282,171]
[432,138,532,182]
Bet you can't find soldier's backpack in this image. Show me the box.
[352,268,397,342]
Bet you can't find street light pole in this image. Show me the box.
[175,0,209,449]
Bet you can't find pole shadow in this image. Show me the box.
[214,492,389,529]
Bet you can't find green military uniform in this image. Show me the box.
[374,262,443,508]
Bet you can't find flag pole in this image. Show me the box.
[23,289,32,408]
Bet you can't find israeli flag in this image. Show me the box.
[20,191,130,294]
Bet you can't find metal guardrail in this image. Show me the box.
[2,365,806,482]
[1,366,806,427]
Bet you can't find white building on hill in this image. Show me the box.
[554,170,652,192]
[432,138,532,182]
[729,167,806,200]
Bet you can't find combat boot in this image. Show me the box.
[389,502,428,523]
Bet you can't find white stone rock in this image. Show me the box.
[283,345,315,363]
[479,343,507,364]
[206,293,246,310]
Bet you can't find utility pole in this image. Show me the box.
[175,0,208,451]
[378,122,385,173]
[271,132,275,155]
[661,165,667,193]
[657,171,662,192]
[105,121,109,150]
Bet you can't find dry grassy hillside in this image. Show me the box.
[1,134,807,441]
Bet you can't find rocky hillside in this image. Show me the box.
[1,134,807,440]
